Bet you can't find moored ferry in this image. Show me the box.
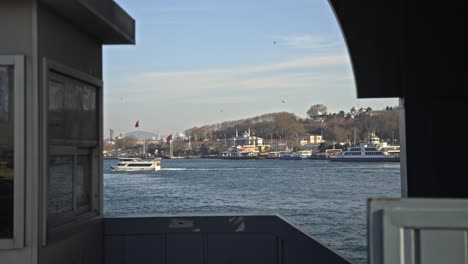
[330,145,400,162]
[279,150,312,160]
[330,132,399,162]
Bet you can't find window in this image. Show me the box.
[0,65,13,239]
[45,60,101,235]
[47,148,93,228]
[0,56,24,249]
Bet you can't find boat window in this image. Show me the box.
[127,163,152,167]
[0,66,13,238]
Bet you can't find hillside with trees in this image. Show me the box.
[184,105,400,144]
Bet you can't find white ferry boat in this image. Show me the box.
[111,158,162,171]
[330,132,400,162]
[223,145,259,159]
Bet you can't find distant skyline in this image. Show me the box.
[104,0,398,136]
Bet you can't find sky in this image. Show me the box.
[103,0,398,137]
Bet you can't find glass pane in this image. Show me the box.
[48,156,73,216]
[0,66,14,238]
[76,155,91,209]
[0,67,10,124]
[48,72,98,143]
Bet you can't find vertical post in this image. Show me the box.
[271,133,273,152]
[170,140,173,158]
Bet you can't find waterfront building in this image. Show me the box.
[227,129,263,148]
[189,139,225,150]
[263,138,308,151]
[309,134,324,144]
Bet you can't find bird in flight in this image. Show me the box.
[273,40,276,45]
[281,99,288,103]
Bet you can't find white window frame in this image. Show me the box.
[0,55,25,249]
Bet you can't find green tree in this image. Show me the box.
[307,104,328,117]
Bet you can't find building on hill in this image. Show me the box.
[227,129,263,148]
[308,134,324,144]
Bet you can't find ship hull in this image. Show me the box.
[329,157,400,162]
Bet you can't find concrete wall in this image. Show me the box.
[37,3,102,79]
[0,0,38,263]
[104,215,350,264]
[39,220,103,264]
[37,4,103,264]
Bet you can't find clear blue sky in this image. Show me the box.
[104,0,398,137]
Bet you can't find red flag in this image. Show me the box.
[135,120,139,128]
[166,134,173,143]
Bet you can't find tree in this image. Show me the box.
[307,104,328,118]
[200,144,210,155]
[103,141,113,153]
[114,136,137,150]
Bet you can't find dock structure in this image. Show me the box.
[1,1,467,264]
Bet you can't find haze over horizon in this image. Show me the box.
[104,0,398,136]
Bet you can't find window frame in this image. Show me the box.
[46,146,94,228]
[0,55,25,249]
[41,58,103,245]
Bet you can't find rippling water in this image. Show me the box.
[104,159,400,263]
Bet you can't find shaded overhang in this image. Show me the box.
[328,0,401,98]
[40,0,135,45]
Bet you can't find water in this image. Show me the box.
[104,159,401,263]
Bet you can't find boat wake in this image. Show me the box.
[161,167,272,171]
